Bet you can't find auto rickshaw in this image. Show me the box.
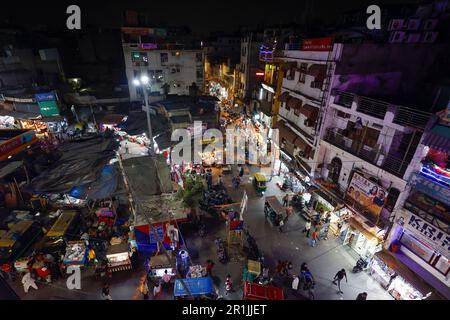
[253,173,268,196]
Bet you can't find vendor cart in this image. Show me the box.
[63,241,87,266]
[174,277,215,299]
[150,252,176,279]
[243,281,284,300]
[264,196,284,227]
[106,242,132,272]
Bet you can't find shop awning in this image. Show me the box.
[0,110,41,119]
[375,250,435,296]
[287,97,302,110]
[277,121,297,144]
[41,115,64,122]
[422,124,450,153]
[300,104,319,121]
[0,161,23,179]
[346,217,380,243]
[279,91,291,103]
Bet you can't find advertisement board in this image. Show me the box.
[301,37,333,51]
[396,209,450,257]
[0,130,37,160]
[35,92,60,117]
[411,173,450,207]
[346,172,387,216]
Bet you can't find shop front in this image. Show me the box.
[388,207,450,299]
[340,216,383,258]
[370,250,434,300]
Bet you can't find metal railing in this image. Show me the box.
[331,89,354,108]
[380,154,409,178]
[324,128,379,164]
[393,106,431,129]
[356,97,389,120]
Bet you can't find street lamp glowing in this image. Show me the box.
[133,79,140,86]
[140,75,150,84]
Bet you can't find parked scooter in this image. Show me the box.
[352,256,371,273]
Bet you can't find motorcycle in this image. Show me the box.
[352,256,371,273]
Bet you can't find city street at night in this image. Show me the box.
[0,1,450,316]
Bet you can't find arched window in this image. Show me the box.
[328,157,342,184]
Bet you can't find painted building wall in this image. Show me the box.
[123,47,204,101]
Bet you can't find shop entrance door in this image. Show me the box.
[342,227,352,246]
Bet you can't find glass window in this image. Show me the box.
[131,52,148,66]
[399,231,434,263]
[433,254,450,276]
[160,52,168,63]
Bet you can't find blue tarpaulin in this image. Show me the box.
[67,165,118,200]
[174,277,214,297]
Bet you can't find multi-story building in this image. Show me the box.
[383,107,450,300]
[307,42,450,299]
[121,27,204,101]
[275,37,336,177]
[237,32,264,110]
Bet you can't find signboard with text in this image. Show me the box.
[301,37,333,51]
[35,92,60,117]
[396,209,450,257]
[347,172,387,217]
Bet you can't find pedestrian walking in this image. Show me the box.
[102,283,112,300]
[332,269,348,294]
[303,219,312,238]
[286,261,293,276]
[124,141,129,154]
[239,165,244,177]
[225,274,233,295]
[309,229,318,247]
[292,275,300,293]
[153,280,162,298]
[278,216,285,233]
[356,292,368,300]
[276,260,284,276]
[161,269,172,289]
[282,194,289,207]
[206,259,215,277]
[300,262,308,274]
[140,281,150,300]
[22,271,38,293]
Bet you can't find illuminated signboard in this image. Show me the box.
[261,83,274,93]
[301,37,333,51]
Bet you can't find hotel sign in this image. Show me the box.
[397,209,450,257]
[301,37,333,51]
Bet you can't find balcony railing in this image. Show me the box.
[331,89,354,108]
[324,128,378,164]
[380,154,409,178]
[356,97,389,120]
[393,106,431,130]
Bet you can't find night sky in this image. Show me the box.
[2,0,423,35]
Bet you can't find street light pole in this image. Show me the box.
[142,87,153,148]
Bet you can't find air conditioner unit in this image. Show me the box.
[407,18,421,30]
[423,19,438,30]
[422,31,438,43]
[388,19,405,31]
[405,33,422,43]
[389,31,406,43]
